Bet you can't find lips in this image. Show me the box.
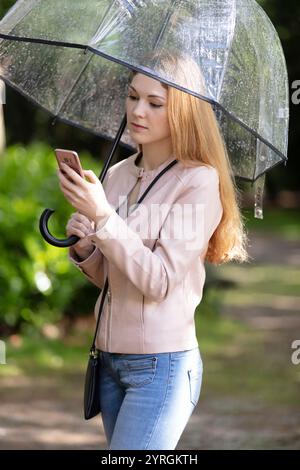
[132,122,147,129]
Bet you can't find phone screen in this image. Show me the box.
[55,149,84,180]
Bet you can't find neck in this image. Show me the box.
[139,139,173,170]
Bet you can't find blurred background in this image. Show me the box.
[0,0,299,450]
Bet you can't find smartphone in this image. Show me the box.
[55,148,84,180]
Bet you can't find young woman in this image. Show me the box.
[58,52,249,450]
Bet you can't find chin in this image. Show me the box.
[131,136,151,145]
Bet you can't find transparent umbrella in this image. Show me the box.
[0,0,289,246]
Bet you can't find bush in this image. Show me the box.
[0,141,103,335]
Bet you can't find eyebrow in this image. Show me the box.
[128,85,166,100]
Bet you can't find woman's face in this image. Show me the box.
[125,73,171,145]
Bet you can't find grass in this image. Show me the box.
[0,328,92,378]
[217,264,300,307]
[197,252,300,407]
[242,207,300,241]
[196,299,300,407]
[217,264,300,302]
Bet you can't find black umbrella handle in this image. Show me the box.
[39,115,128,247]
[39,208,80,247]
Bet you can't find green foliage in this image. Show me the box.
[0,141,102,334]
[0,0,14,20]
[1,332,90,377]
[244,207,300,241]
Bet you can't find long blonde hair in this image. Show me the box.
[128,51,250,265]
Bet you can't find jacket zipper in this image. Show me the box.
[106,266,112,350]
[107,287,112,350]
[105,180,139,350]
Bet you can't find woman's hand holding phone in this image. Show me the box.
[57,160,113,223]
[55,148,114,258]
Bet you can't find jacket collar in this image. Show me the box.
[127,150,177,179]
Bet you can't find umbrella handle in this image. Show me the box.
[39,208,79,247]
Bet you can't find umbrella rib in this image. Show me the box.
[152,0,178,50]
[216,3,237,102]
[92,14,122,46]
[54,0,117,118]
[88,0,116,47]
[0,32,89,50]
[53,53,94,118]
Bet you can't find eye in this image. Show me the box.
[126,95,163,108]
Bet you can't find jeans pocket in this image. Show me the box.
[121,356,158,388]
[188,368,202,406]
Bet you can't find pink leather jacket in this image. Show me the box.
[68,151,223,353]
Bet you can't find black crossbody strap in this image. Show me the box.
[90,158,178,352]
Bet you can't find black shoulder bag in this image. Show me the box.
[84,158,178,419]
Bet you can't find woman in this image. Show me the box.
[57,52,249,450]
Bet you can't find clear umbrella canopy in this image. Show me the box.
[0,0,289,218]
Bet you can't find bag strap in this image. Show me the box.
[89,158,178,355]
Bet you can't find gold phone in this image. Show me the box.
[55,148,84,181]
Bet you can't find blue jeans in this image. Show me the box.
[97,346,203,450]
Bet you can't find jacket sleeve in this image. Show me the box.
[68,246,106,289]
[67,167,112,289]
[88,167,223,302]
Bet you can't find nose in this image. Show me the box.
[131,99,147,118]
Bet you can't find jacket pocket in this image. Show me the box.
[120,356,158,388]
[188,368,203,406]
